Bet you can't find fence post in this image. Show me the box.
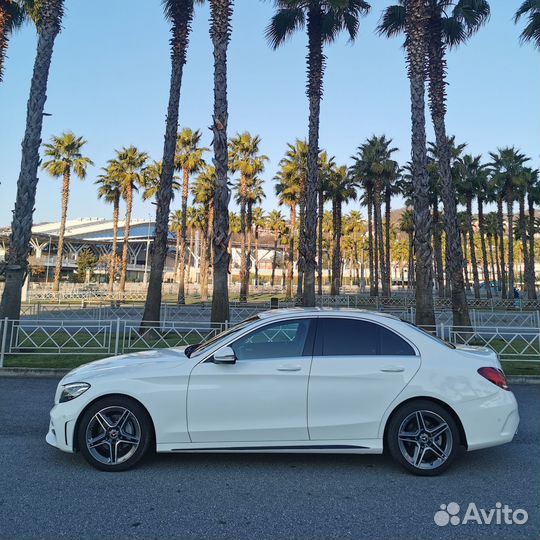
[0,318,9,368]
[114,318,121,356]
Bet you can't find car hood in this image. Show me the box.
[63,347,189,382]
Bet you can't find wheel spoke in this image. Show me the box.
[87,433,107,449]
[118,431,139,445]
[414,445,428,467]
[428,422,449,439]
[95,412,113,431]
[415,411,427,431]
[115,409,131,429]
[398,431,418,443]
[429,441,447,461]
[109,441,118,464]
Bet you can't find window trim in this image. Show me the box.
[314,316,420,357]
[200,316,317,363]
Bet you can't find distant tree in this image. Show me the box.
[515,0,540,49]
[74,249,97,283]
[42,132,93,292]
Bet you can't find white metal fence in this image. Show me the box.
[0,318,225,366]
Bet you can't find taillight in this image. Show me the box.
[477,367,509,390]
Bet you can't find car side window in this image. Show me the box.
[231,319,312,361]
[318,318,415,356]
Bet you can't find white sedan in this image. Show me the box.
[46,308,519,475]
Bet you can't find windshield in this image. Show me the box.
[402,320,456,349]
[188,316,260,358]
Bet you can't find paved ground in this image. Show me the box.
[0,378,538,540]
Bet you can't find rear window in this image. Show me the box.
[318,318,415,356]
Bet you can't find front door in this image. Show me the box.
[187,318,314,443]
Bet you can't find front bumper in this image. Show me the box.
[46,403,79,454]
[457,389,520,451]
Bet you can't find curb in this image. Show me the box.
[0,369,538,384]
[0,367,70,377]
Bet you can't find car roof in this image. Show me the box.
[257,307,400,322]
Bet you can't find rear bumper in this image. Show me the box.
[456,389,519,451]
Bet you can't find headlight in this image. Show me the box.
[59,382,90,403]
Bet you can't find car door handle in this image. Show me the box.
[277,365,302,372]
[380,366,405,373]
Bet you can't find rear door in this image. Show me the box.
[308,317,420,440]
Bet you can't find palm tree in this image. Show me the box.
[267,0,370,307]
[229,132,268,302]
[228,211,241,274]
[526,168,539,299]
[109,147,149,293]
[484,212,499,289]
[489,147,530,297]
[173,128,208,304]
[380,0,488,325]
[192,166,216,302]
[186,206,198,284]
[399,209,415,289]
[209,0,233,323]
[267,209,286,287]
[343,210,366,287]
[170,209,182,280]
[278,140,309,299]
[0,0,64,320]
[141,160,181,202]
[0,0,29,82]
[251,207,266,287]
[317,150,334,294]
[96,165,122,293]
[515,0,540,49]
[275,165,301,299]
[327,165,357,295]
[41,132,93,292]
[142,0,202,326]
[456,154,488,299]
[351,135,398,298]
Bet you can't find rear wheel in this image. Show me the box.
[77,396,152,471]
[386,400,460,476]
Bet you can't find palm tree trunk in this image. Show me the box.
[239,175,248,302]
[506,187,515,295]
[51,170,70,292]
[302,5,323,308]
[317,186,324,295]
[373,199,380,296]
[254,226,259,287]
[187,225,194,285]
[488,234,497,291]
[210,0,232,323]
[177,168,190,304]
[331,200,342,295]
[462,229,471,291]
[119,184,133,293]
[432,202,445,298]
[108,194,120,294]
[477,198,492,299]
[496,197,507,298]
[427,18,469,327]
[296,197,305,301]
[199,230,208,302]
[246,202,253,299]
[271,237,278,287]
[374,180,388,297]
[287,203,296,298]
[142,4,193,324]
[367,189,375,296]
[385,187,392,296]
[0,0,63,320]
[494,230,502,292]
[466,196,480,299]
[408,231,414,288]
[528,192,537,299]
[406,0,435,326]
[519,194,532,297]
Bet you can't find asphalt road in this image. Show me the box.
[0,378,538,540]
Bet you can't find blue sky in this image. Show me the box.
[0,0,538,225]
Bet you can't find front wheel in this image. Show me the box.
[77,396,152,471]
[386,400,460,476]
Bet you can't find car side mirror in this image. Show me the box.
[213,346,236,364]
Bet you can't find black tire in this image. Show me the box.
[386,399,460,476]
[77,396,152,472]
